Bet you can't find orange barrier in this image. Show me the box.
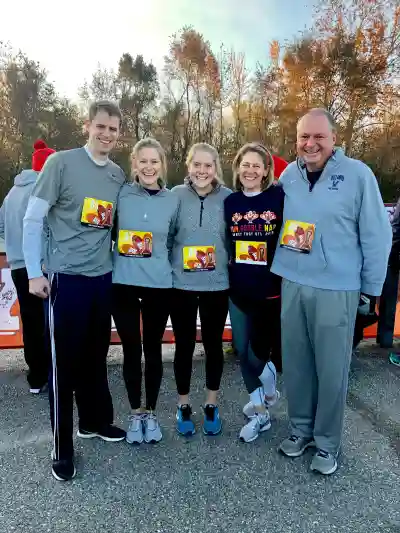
[0,202,398,349]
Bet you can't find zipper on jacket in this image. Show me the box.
[199,199,204,227]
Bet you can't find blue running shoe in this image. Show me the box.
[176,404,195,436]
[203,404,222,436]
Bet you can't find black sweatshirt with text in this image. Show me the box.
[224,185,284,303]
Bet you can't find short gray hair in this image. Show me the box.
[298,108,337,133]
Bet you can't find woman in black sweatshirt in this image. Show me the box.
[224,143,284,443]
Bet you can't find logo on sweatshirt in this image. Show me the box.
[329,174,344,190]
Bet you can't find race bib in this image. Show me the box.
[81,197,113,229]
[280,220,315,254]
[235,241,267,265]
[118,230,153,257]
[183,246,216,272]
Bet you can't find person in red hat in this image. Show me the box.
[32,140,56,172]
[0,140,55,393]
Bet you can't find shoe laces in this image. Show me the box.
[145,412,158,430]
[204,404,216,421]
[128,413,145,430]
[249,412,267,428]
[179,404,192,421]
[316,449,330,459]
[288,435,301,443]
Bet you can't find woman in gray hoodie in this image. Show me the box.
[170,143,232,437]
[112,138,179,445]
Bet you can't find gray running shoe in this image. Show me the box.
[310,450,338,475]
[279,435,315,457]
[239,412,271,443]
[126,414,145,444]
[143,413,162,444]
[242,390,281,418]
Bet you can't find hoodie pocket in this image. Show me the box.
[298,233,327,274]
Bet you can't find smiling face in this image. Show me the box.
[188,149,216,194]
[86,110,120,159]
[239,151,267,193]
[297,113,336,171]
[134,147,162,189]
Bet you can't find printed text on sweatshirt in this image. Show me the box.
[224,185,284,300]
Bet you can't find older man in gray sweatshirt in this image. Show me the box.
[271,108,392,475]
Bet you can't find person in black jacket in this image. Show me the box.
[224,143,284,443]
[376,200,400,352]
[379,199,400,365]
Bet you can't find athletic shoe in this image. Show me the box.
[310,450,338,475]
[279,435,315,457]
[52,458,76,482]
[242,390,281,418]
[126,414,145,444]
[389,352,400,367]
[202,404,222,435]
[176,404,195,436]
[77,424,126,442]
[29,383,48,395]
[143,413,163,443]
[239,412,271,443]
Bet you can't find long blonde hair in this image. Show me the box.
[232,143,275,191]
[186,142,224,186]
[130,137,168,187]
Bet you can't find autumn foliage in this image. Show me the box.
[0,0,399,200]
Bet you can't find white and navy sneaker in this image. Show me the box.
[239,412,271,443]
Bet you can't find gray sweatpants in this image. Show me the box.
[281,279,359,455]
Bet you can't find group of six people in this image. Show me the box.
[0,99,392,482]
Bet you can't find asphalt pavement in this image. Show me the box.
[0,343,399,533]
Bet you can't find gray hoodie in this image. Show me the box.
[112,181,179,288]
[0,170,38,269]
[170,180,232,291]
[271,149,392,295]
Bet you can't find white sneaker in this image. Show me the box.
[29,383,48,395]
[242,390,280,418]
[126,414,145,444]
[239,412,271,443]
[143,413,162,443]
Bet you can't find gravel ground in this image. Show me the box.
[0,342,399,533]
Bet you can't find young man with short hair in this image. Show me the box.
[23,101,126,481]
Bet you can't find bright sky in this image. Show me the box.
[2,0,315,100]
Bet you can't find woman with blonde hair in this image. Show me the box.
[112,137,179,444]
[224,142,284,442]
[170,142,232,436]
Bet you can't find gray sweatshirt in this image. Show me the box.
[170,180,232,291]
[0,170,38,269]
[23,147,125,279]
[112,182,179,288]
[271,149,392,295]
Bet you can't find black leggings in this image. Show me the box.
[112,284,171,411]
[170,289,229,396]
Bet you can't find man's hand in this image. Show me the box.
[358,294,376,315]
[29,276,51,299]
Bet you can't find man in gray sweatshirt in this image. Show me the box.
[23,101,126,482]
[271,108,392,475]
[0,141,55,393]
